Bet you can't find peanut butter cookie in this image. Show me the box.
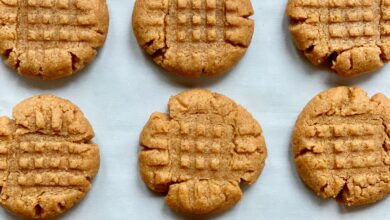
[0,0,108,80]
[139,89,267,214]
[293,87,390,206]
[132,0,254,77]
[287,0,390,77]
[0,95,99,218]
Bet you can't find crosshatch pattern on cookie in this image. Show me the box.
[301,118,387,169]
[297,114,390,204]
[175,0,225,43]
[15,142,96,187]
[134,0,254,76]
[287,0,390,76]
[0,0,100,46]
[0,95,99,219]
[144,0,247,44]
[0,0,107,79]
[143,121,260,176]
[139,90,267,214]
[293,87,390,206]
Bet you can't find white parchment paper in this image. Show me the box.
[1,1,390,219]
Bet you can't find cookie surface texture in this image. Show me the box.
[139,89,267,214]
[0,95,99,218]
[0,0,109,80]
[293,87,390,206]
[132,0,254,77]
[287,0,390,77]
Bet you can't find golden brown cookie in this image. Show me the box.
[0,0,109,80]
[139,89,267,214]
[132,0,254,77]
[0,95,99,218]
[286,0,390,77]
[292,87,390,206]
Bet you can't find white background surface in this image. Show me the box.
[1,0,390,219]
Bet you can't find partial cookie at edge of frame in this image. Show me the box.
[0,0,109,79]
[287,0,390,77]
[132,0,254,77]
[0,95,100,219]
[293,86,390,206]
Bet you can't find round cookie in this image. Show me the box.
[132,0,254,77]
[293,87,390,206]
[0,95,99,218]
[139,89,267,214]
[286,0,390,77]
[0,0,109,80]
